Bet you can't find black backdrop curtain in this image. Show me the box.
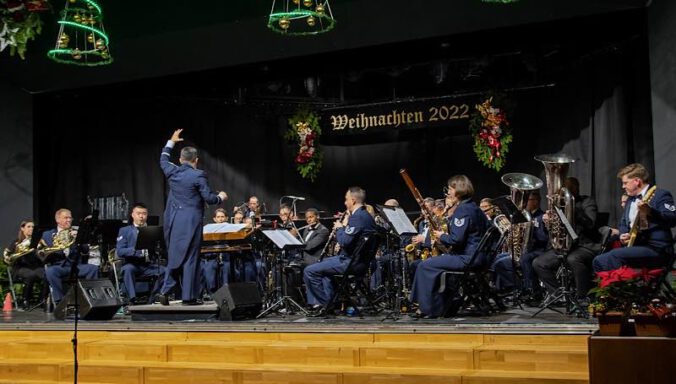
[34,41,652,229]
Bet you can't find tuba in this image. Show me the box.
[535,154,576,252]
[501,173,543,262]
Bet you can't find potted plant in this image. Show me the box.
[588,266,664,336]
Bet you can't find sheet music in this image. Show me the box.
[262,230,304,250]
[203,223,248,234]
[381,207,418,235]
[554,206,579,242]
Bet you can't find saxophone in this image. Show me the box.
[38,227,77,263]
[535,154,576,253]
[500,173,543,262]
[3,238,34,266]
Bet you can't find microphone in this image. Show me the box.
[286,195,306,201]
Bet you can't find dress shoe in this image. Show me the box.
[181,299,203,306]
[157,294,170,306]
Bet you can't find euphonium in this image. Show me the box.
[535,154,576,252]
[501,173,543,262]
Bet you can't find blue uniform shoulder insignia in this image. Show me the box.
[454,218,466,227]
[533,220,539,228]
[345,226,355,235]
[117,235,124,242]
[665,203,676,212]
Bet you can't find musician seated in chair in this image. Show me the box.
[593,164,676,272]
[3,220,46,310]
[40,209,99,305]
[410,175,489,318]
[491,192,549,300]
[116,203,166,305]
[303,186,377,312]
[299,208,330,267]
[200,208,231,295]
[533,177,602,303]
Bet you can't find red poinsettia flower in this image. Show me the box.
[640,268,664,282]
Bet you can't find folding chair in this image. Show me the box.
[438,225,507,317]
[325,233,382,315]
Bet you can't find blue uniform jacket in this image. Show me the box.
[438,199,489,257]
[529,208,549,252]
[160,143,222,269]
[40,228,83,265]
[336,206,377,258]
[116,225,147,265]
[417,220,433,249]
[619,187,676,251]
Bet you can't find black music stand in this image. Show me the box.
[490,196,529,309]
[256,230,306,318]
[68,212,102,384]
[135,226,165,301]
[376,205,418,320]
[491,196,528,225]
[532,207,585,318]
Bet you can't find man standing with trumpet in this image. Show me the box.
[593,163,676,272]
[157,129,228,305]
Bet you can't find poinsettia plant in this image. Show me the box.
[0,0,50,59]
[469,94,512,172]
[588,265,664,317]
[284,107,322,182]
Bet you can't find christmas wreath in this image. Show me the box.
[0,0,50,59]
[284,107,322,182]
[469,95,512,172]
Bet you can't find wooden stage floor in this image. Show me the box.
[0,305,595,384]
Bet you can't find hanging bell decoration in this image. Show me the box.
[268,0,335,36]
[48,0,113,66]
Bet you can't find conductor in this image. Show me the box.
[157,129,228,305]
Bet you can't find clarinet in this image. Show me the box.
[319,210,349,261]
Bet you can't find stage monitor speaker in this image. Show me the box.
[54,278,123,320]
[213,282,262,321]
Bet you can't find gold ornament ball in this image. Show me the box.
[73,14,81,23]
[316,4,325,14]
[87,34,94,43]
[279,17,290,30]
[95,39,105,50]
[58,40,68,48]
[307,16,316,26]
[292,0,300,4]
[101,51,109,59]
[69,0,76,3]
[303,0,313,7]
[72,49,82,60]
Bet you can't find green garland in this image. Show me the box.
[469,94,513,172]
[284,107,323,182]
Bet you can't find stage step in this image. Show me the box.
[0,330,590,384]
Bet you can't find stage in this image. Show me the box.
[0,304,594,384]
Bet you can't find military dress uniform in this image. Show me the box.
[303,206,377,307]
[410,199,489,317]
[116,225,166,303]
[593,186,676,272]
[42,229,99,304]
[159,140,224,302]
